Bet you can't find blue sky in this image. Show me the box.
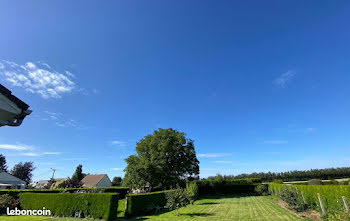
[1,1,350,181]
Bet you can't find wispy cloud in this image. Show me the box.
[111,141,128,147]
[42,152,62,155]
[20,152,40,157]
[263,140,288,145]
[111,168,123,171]
[198,153,232,158]
[212,161,233,164]
[273,70,296,87]
[0,60,76,99]
[41,111,88,129]
[0,144,34,151]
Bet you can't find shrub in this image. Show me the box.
[51,180,67,189]
[279,186,305,212]
[165,188,189,216]
[255,184,269,196]
[308,179,322,185]
[185,182,198,204]
[20,193,119,221]
[125,190,173,216]
[272,179,283,184]
[0,194,19,214]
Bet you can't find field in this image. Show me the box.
[1,196,304,221]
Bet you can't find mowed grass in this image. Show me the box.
[134,195,305,221]
[1,196,304,221]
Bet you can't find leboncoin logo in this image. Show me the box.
[7,207,51,216]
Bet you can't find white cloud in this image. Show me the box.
[0,144,34,151]
[263,140,288,145]
[20,152,40,157]
[198,153,232,158]
[0,60,76,99]
[111,168,123,171]
[111,141,127,146]
[42,111,87,129]
[42,152,61,155]
[273,70,296,87]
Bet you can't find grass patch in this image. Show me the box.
[134,195,305,220]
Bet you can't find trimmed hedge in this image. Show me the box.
[0,190,60,199]
[194,181,260,195]
[269,183,350,215]
[125,190,173,216]
[20,193,119,221]
[65,187,130,199]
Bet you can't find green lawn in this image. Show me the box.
[1,196,304,221]
[132,195,304,221]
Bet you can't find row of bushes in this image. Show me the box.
[0,186,130,199]
[20,193,119,221]
[269,183,350,214]
[197,178,262,185]
[64,187,130,198]
[195,182,261,195]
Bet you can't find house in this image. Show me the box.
[32,178,68,189]
[81,174,112,188]
[0,84,32,127]
[0,172,26,189]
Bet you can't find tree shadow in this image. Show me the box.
[197,202,218,205]
[181,212,214,217]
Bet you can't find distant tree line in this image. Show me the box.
[205,167,350,182]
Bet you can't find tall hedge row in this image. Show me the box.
[20,193,119,221]
[0,189,60,199]
[0,186,130,199]
[125,190,173,216]
[194,181,259,195]
[269,183,350,214]
[65,187,130,198]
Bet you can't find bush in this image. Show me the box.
[255,184,269,196]
[20,193,119,221]
[279,186,306,212]
[185,182,198,204]
[125,190,173,217]
[0,194,19,214]
[165,188,189,216]
[194,180,258,195]
[273,179,284,184]
[308,179,322,185]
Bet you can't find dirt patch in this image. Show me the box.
[275,200,322,220]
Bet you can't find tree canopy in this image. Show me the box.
[123,128,199,189]
[10,161,35,184]
[71,164,86,181]
[0,154,8,172]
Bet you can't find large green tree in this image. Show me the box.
[10,162,35,184]
[123,128,199,189]
[71,164,86,181]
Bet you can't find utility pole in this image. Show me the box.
[50,168,56,179]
